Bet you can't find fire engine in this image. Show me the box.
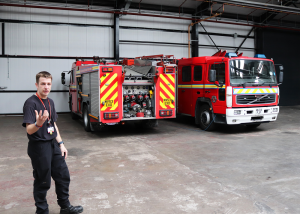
[177,50,284,131]
[61,55,176,132]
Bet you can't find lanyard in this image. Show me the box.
[36,93,51,124]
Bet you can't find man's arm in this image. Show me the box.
[54,122,68,159]
[26,110,49,135]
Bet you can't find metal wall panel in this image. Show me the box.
[90,71,99,117]
[0,6,113,26]
[0,58,73,114]
[120,14,191,31]
[120,43,188,58]
[0,92,68,114]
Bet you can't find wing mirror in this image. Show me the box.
[61,72,66,85]
[209,69,216,82]
[279,65,284,84]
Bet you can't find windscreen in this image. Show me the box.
[230,59,277,86]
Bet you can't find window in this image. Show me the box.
[194,66,202,81]
[211,63,225,84]
[182,66,191,82]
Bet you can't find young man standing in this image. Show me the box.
[22,71,83,214]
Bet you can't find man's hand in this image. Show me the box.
[35,110,49,126]
[60,144,68,159]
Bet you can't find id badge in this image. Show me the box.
[47,126,55,135]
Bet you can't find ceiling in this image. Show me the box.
[2,0,300,30]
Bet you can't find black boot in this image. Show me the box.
[60,205,83,214]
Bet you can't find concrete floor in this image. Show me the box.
[0,106,300,214]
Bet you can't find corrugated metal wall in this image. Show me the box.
[0,5,255,114]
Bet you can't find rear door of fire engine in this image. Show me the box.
[99,66,123,123]
[205,62,226,113]
[178,66,192,115]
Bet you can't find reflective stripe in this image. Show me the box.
[100,73,117,93]
[101,91,118,111]
[160,74,175,92]
[233,88,278,94]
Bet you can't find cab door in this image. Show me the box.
[178,66,192,115]
[204,62,226,114]
[191,65,204,116]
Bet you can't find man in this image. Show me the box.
[22,71,83,214]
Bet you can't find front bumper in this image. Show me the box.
[226,106,279,125]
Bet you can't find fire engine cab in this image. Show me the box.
[177,50,284,131]
[61,55,176,132]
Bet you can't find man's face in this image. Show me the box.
[35,77,52,98]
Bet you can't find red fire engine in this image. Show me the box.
[61,55,176,132]
[177,50,284,131]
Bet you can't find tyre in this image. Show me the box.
[83,105,92,132]
[245,123,261,129]
[198,104,216,131]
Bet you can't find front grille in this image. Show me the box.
[236,94,276,105]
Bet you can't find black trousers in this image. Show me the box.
[28,139,71,214]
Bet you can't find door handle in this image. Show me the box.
[205,91,211,93]
[197,91,200,94]
[182,90,185,92]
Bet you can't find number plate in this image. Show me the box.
[163,99,172,106]
[105,100,114,107]
[106,123,117,125]
[256,108,262,114]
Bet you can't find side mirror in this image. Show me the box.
[209,69,216,82]
[61,72,65,85]
[279,65,284,71]
[279,71,284,83]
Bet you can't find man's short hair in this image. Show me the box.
[36,71,52,83]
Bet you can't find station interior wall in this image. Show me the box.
[0,5,255,114]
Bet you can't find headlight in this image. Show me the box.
[234,110,241,115]
[273,108,278,113]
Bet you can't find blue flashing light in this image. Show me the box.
[225,53,238,58]
[254,54,266,58]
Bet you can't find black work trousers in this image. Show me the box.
[28,139,71,214]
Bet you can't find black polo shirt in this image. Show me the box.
[22,95,58,142]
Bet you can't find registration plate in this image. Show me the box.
[106,123,117,125]
[105,100,114,107]
[163,99,172,106]
[256,108,262,114]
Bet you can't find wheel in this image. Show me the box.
[245,123,261,129]
[83,105,92,132]
[198,105,216,131]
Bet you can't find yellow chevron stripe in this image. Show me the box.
[246,89,251,94]
[260,89,264,93]
[160,82,175,100]
[101,82,118,103]
[160,74,175,92]
[100,73,111,83]
[237,89,243,94]
[167,74,175,83]
[100,73,117,93]
[101,91,118,111]
[160,92,174,108]
[160,100,167,109]
[110,101,119,111]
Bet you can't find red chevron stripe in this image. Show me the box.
[100,76,118,96]
[101,87,119,111]
[100,73,113,87]
[160,78,175,97]
[164,74,175,86]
